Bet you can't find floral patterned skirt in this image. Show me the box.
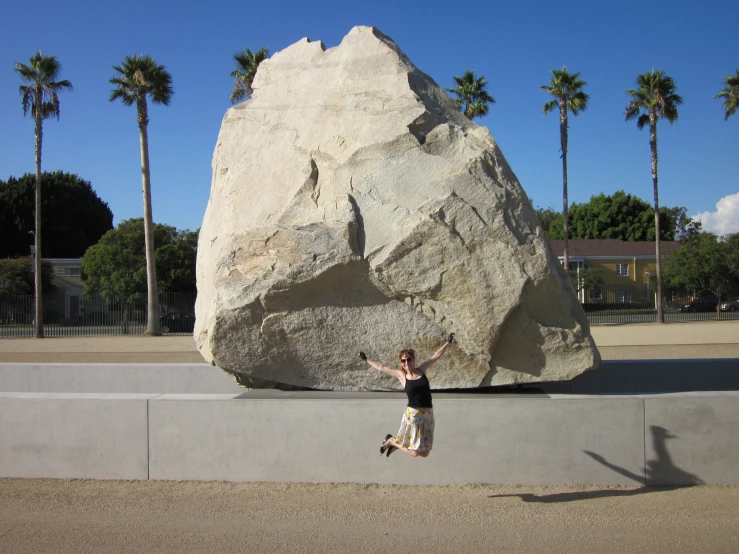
[395,407,435,453]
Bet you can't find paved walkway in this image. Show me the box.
[1,479,738,554]
[1,320,737,363]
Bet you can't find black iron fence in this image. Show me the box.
[0,291,195,338]
[581,283,739,325]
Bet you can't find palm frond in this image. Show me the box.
[230,81,247,104]
[568,91,589,115]
[542,99,558,115]
[15,51,72,122]
[230,46,269,103]
[466,101,489,120]
[542,66,588,118]
[625,70,681,128]
[110,54,174,108]
[714,70,739,120]
[447,69,495,120]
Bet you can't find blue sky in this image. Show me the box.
[2,0,737,235]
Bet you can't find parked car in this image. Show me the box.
[720,297,739,312]
[679,298,718,313]
[160,312,195,333]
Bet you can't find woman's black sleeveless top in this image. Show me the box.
[404,372,433,409]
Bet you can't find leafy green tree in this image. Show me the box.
[15,51,73,337]
[0,172,113,258]
[155,229,198,292]
[714,70,739,120]
[81,218,197,298]
[625,70,683,323]
[569,191,667,241]
[110,55,173,336]
[541,66,589,271]
[446,70,495,120]
[535,207,564,239]
[662,233,738,317]
[664,206,702,242]
[537,192,697,242]
[230,47,269,104]
[0,257,54,295]
[725,233,739,280]
[569,267,602,295]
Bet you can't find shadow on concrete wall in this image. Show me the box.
[488,425,703,503]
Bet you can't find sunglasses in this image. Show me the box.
[401,358,414,363]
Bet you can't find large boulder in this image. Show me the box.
[195,26,600,391]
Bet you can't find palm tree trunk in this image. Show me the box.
[34,89,44,339]
[137,98,161,336]
[560,99,569,273]
[650,112,664,324]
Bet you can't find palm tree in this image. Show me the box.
[446,70,495,120]
[230,47,268,104]
[715,69,739,120]
[109,54,173,336]
[15,52,73,338]
[625,70,683,324]
[540,66,589,273]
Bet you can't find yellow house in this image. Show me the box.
[549,239,682,304]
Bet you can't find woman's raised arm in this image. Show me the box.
[418,333,455,373]
[360,351,402,381]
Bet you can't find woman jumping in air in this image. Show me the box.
[359,333,454,458]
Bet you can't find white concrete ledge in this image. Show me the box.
[0,363,244,394]
[2,391,738,485]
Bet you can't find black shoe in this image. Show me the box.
[386,445,397,457]
[380,433,392,455]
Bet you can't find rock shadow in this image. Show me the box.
[488,425,703,503]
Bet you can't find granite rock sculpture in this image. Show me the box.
[195,26,600,390]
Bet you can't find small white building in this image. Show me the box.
[48,258,83,322]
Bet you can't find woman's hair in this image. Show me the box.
[398,349,416,372]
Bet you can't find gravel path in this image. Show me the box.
[2,479,739,553]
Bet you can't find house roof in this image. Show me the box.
[548,239,682,257]
[49,258,82,266]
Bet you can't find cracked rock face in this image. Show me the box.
[195,26,600,391]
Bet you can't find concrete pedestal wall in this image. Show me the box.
[0,393,153,480]
[644,392,739,486]
[2,391,738,485]
[148,393,645,485]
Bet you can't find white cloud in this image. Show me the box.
[692,192,739,235]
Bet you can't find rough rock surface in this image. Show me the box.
[195,26,600,391]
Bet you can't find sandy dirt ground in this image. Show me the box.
[1,479,739,554]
